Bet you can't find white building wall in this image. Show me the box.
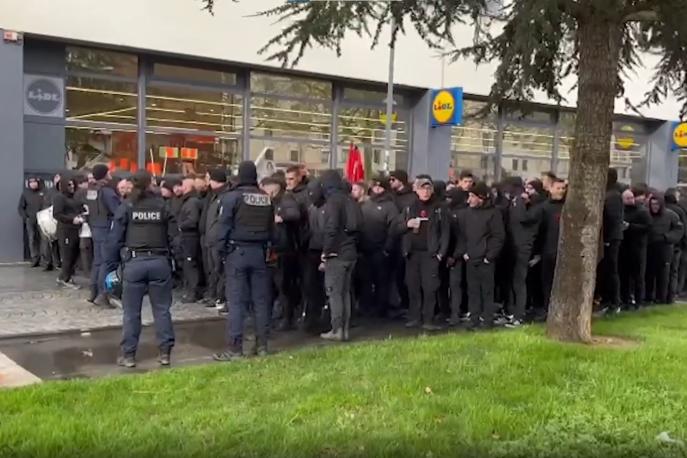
[0,0,680,121]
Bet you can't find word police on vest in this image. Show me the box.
[243,193,271,206]
[132,211,162,221]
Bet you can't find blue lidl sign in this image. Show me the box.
[430,87,463,127]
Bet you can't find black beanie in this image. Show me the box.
[209,168,227,183]
[390,169,409,185]
[471,181,490,200]
[371,175,390,191]
[238,161,257,185]
[161,178,180,192]
[92,164,109,181]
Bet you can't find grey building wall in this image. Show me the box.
[0,32,26,262]
[646,121,678,191]
[409,89,452,179]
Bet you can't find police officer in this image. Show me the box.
[106,171,177,368]
[213,161,274,361]
[84,164,120,307]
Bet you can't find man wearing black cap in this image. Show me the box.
[83,164,120,307]
[358,175,402,317]
[18,176,46,267]
[204,169,232,311]
[402,177,450,330]
[456,181,505,330]
[213,161,274,361]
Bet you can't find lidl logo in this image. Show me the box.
[673,122,687,149]
[430,87,463,127]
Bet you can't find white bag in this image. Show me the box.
[79,222,92,239]
[37,206,58,242]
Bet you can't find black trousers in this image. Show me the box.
[80,237,93,278]
[405,252,440,324]
[24,219,41,263]
[598,240,621,307]
[506,247,531,321]
[646,242,672,304]
[448,260,464,320]
[57,227,80,282]
[359,250,392,316]
[390,250,409,310]
[668,246,682,303]
[619,240,647,306]
[274,253,301,324]
[42,236,60,267]
[466,260,496,325]
[541,253,557,311]
[302,250,327,333]
[207,246,225,302]
[181,236,201,299]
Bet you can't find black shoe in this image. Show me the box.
[460,312,472,322]
[405,320,421,328]
[212,349,244,362]
[158,352,171,367]
[31,260,41,268]
[93,294,115,309]
[505,319,523,329]
[43,264,54,272]
[117,355,136,368]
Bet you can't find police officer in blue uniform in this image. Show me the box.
[213,161,274,361]
[84,164,121,307]
[106,171,177,368]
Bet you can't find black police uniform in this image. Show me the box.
[107,192,177,365]
[215,167,274,359]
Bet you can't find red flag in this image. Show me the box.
[345,143,365,183]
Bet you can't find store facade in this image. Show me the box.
[0,32,680,262]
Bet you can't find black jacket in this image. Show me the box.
[178,192,201,236]
[360,192,401,254]
[649,199,683,245]
[53,192,83,231]
[204,185,231,248]
[18,186,45,222]
[507,195,540,252]
[401,196,450,258]
[322,190,358,262]
[537,199,565,257]
[198,191,211,236]
[456,201,505,262]
[393,187,417,213]
[603,187,625,242]
[665,191,687,248]
[273,191,301,254]
[622,204,651,248]
[307,203,327,252]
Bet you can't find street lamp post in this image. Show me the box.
[383,16,396,173]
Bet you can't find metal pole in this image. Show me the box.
[383,16,396,173]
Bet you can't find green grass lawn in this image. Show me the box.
[2,307,687,458]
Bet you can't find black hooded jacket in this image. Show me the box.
[649,196,683,245]
[360,191,401,254]
[204,184,232,248]
[321,171,357,261]
[536,198,565,257]
[665,189,687,248]
[393,186,417,213]
[507,195,541,252]
[445,188,468,260]
[178,191,201,236]
[272,190,301,254]
[18,178,45,222]
[603,184,625,243]
[455,200,505,262]
[622,203,651,248]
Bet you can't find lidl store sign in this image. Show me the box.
[673,122,687,150]
[431,87,463,127]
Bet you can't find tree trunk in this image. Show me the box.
[545,13,622,342]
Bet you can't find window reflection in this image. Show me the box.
[67,46,138,78]
[451,100,496,182]
[249,139,330,173]
[66,77,137,126]
[65,127,137,172]
[251,73,331,99]
[146,85,243,134]
[153,63,237,86]
[145,133,240,176]
[250,96,331,141]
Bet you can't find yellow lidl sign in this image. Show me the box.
[431,87,463,127]
[673,122,687,149]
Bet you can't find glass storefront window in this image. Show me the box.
[67,46,138,78]
[251,72,331,99]
[146,85,243,134]
[249,138,330,174]
[250,96,331,141]
[65,127,137,172]
[145,133,240,176]
[153,63,237,86]
[451,100,497,182]
[501,123,554,179]
[337,105,408,173]
[66,76,137,126]
[342,87,404,106]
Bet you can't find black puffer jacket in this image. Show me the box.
[649,195,683,245]
[537,198,565,257]
[603,185,625,243]
[393,186,417,213]
[18,179,45,222]
[360,192,401,254]
[507,195,540,252]
[273,190,301,254]
[321,171,357,261]
[455,200,505,262]
[204,184,231,248]
[622,203,651,247]
[665,189,687,248]
[178,191,201,236]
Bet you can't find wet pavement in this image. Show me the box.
[0,265,219,338]
[0,318,434,381]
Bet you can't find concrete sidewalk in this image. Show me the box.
[0,265,219,338]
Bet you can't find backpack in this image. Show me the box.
[343,196,363,233]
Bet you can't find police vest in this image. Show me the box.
[125,198,169,250]
[231,189,273,243]
[85,182,111,227]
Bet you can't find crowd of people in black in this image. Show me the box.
[17,163,687,339]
